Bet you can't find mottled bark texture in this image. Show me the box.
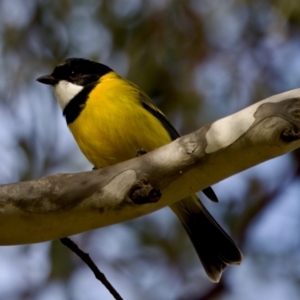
[1,89,300,245]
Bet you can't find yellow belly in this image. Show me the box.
[68,74,172,168]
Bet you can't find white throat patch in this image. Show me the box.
[54,80,84,110]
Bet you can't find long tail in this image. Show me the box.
[170,195,242,282]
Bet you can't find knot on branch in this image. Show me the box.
[129,178,161,204]
[281,126,300,143]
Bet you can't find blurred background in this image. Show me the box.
[1,0,300,299]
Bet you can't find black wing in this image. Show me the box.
[136,88,218,202]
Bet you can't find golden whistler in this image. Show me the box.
[37,58,242,282]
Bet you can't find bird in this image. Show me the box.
[37,58,242,282]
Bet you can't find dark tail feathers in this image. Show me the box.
[170,195,242,282]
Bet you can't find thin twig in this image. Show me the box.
[60,237,123,300]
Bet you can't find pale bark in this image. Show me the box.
[1,89,300,245]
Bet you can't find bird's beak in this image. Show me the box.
[36,75,58,85]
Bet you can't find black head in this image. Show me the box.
[36,58,113,86]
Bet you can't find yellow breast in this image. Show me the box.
[68,72,172,168]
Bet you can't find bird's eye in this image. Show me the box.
[70,70,79,81]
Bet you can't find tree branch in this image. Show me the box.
[60,237,123,300]
[1,89,300,245]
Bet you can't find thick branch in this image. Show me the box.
[1,89,300,245]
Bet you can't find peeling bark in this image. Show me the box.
[1,89,300,245]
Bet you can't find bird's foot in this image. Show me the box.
[136,148,148,157]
